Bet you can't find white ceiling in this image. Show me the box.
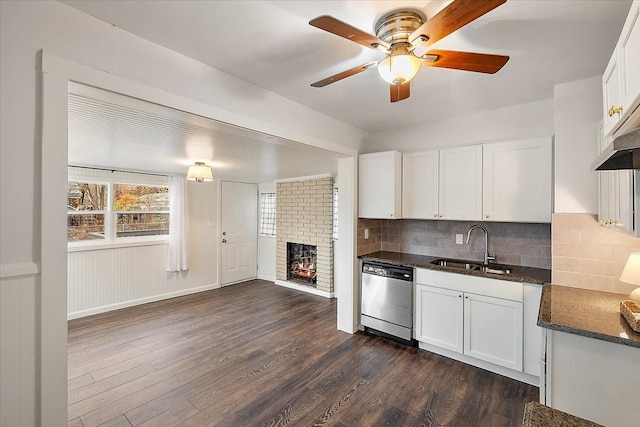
[62,0,632,181]
[62,0,631,132]
[68,83,345,181]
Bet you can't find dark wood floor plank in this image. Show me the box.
[69,363,157,406]
[68,280,538,427]
[136,399,199,427]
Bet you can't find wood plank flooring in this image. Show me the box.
[68,280,537,426]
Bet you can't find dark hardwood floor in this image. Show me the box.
[68,280,537,426]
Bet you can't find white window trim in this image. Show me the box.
[67,175,170,252]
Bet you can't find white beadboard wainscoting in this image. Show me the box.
[0,262,39,427]
[67,167,218,319]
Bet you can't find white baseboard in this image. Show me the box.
[275,280,334,298]
[68,282,220,319]
[258,274,276,282]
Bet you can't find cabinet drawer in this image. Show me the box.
[416,268,522,302]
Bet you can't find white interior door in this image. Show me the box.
[220,181,258,286]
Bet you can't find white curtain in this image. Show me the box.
[166,176,189,272]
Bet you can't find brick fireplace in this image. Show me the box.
[276,176,334,296]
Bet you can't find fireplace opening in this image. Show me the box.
[287,243,317,287]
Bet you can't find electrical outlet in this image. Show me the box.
[364,228,370,239]
[456,233,463,245]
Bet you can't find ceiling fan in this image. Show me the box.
[309,0,509,103]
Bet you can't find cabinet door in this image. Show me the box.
[415,285,463,353]
[620,1,640,120]
[523,284,542,377]
[439,145,482,220]
[483,137,552,222]
[603,49,622,136]
[464,293,523,371]
[402,151,439,219]
[598,171,612,226]
[613,170,634,234]
[358,151,402,219]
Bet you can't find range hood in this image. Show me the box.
[593,127,640,171]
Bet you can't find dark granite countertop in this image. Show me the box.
[360,251,551,285]
[522,402,603,427]
[538,284,640,348]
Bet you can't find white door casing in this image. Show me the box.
[220,181,258,285]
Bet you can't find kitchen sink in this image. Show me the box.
[430,258,512,275]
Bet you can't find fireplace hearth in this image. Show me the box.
[287,243,317,287]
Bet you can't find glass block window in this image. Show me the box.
[259,192,276,236]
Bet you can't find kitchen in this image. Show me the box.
[1,1,640,426]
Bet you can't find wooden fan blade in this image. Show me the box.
[309,15,389,50]
[409,0,506,48]
[311,62,376,88]
[423,50,509,74]
[390,82,410,103]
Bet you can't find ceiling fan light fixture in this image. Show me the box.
[377,44,421,85]
[186,162,213,183]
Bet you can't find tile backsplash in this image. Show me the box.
[358,218,551,269]
[552,213,640,294]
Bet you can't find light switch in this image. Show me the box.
[364,228,370,239]
[456,234,463,245]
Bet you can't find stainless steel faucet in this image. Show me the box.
[465,224,495,265]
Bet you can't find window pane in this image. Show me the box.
[68,182,108,211]
[259,192,276,236]
[113,184,169,211]
[117,213,169,237]
[67,213,105,241]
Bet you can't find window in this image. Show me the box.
[68,180,169,246]
[67,181,108,241]
[259,192,276,236]
[113,184,169,238]
[333,187,338,240]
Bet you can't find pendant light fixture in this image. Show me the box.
[186,162,213,183]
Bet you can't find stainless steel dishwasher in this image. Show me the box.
[360,260,414,343]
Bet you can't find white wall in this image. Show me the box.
[363,98,554,153]
[553,76,602,214]
[67,168,217,318]
[1,265,38,427]
[257,182,277,282]
[0,2,361,425]
[0,0,363,266]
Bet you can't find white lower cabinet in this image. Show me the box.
[415,268,538,384]
[463,293,523,371]
[415,285,463,353]
[523,283,542,377]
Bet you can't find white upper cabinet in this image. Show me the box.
[439,145,483,220]
[358,151,402,219]
[483,137,553,222]
[620,2,640,123]
[603,0,640,136]
[603,50,623,136]
[402,151,439,219]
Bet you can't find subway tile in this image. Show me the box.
[580,259,624,277]
[553,257,582,272]
[552,270,613,293]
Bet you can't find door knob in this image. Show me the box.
[222,231,227,236]
[222,239,227,243]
